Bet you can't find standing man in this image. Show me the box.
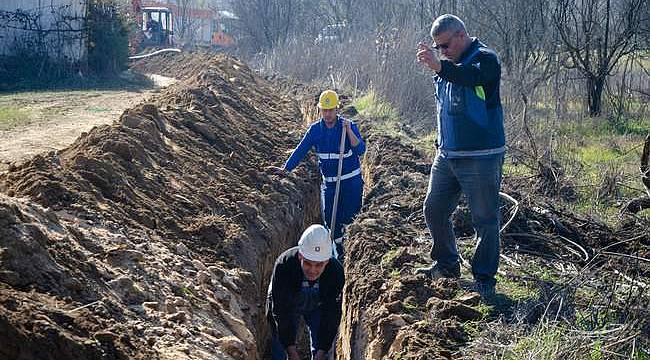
[267,224,344,360]
[269,90,365,259]
[415,14,505,297]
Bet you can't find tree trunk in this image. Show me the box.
[587,76,605,117]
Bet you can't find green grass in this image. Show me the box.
[577,145,621,164]
[504,324,565,359]
[389,269,401,278]
[412,131,437,158]
[0,106,32,130]
[502,323,648,360]
[354,89,438,156]
[402,298,421,313]
[474,302,493,317]
[546,114,649,223]
[495,274,539,301]
[461,320,483,338]
[556,116,650,138]
[380,248,401,269]
[503,162,537,178]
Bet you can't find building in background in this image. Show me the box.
[0,0,86,62]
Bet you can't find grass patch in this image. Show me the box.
[500,322,648,359]
[354,89,411,139]
[0,106,32,130]
[381,248,401,269]
[577,145,620,164]
[461,320,483,338]
[496,274,539,301]
[411,131,437,158]
[556,116,650,139]
[503,162,537,178]
[610,116,650,136]
[388,269,401,278]
[548,120,648,223]
[503,324,565,359]
[402,298,421,313]
[355,89,438,158]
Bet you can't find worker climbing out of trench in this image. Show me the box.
[268,90,366,260]
[266,224,344,360]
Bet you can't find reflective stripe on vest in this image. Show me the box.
[323,167,361,183]
[317,149,353,160]
[441,146,505,157]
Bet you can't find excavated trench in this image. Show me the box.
[2,52,647,360]
[0,54,324,360]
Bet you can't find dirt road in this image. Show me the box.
[0,77,178,171]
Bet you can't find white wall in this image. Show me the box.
[0,0,86,62]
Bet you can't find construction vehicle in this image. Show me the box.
[130,0,175,55]
[139,6,173,48]
[210,10,236,49]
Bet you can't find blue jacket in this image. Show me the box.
[434,39,505,157]
[284,116,365,183]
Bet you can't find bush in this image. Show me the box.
[86,0,131,75]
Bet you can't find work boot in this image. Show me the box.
[415,263,461,279]
[474,282,496,299]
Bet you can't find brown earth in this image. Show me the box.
[0,53,322,359]
[0,87,161,171]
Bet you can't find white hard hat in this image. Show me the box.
[298,224,332,262]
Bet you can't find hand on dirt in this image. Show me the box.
[266,165,286,176]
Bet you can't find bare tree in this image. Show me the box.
[176,0,201,47]
[553,0,646,116]
[229,0,302,51]
[470,0,558,161]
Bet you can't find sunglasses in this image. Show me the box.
[433,31,458,50]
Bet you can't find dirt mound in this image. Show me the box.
[130,51,223,80]
[0,54,321,359]
[339,131,649,358]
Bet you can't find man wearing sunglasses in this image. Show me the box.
[415,14,505,299]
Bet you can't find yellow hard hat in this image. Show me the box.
[318,90,339,110]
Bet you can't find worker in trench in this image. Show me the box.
[416,14,506,298]
[266,224,344,360]
[268,90,365,260]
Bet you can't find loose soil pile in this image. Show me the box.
[130,51,222,82]
[0,54,321,359]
